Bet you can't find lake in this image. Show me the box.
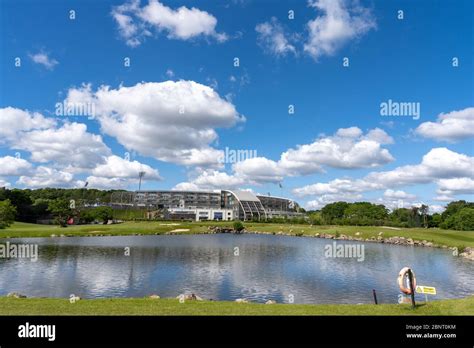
[0,234,472,304]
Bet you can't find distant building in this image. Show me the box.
[110,190,302,221]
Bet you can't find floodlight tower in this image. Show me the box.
[138,171,145,191]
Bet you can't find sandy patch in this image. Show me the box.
[380,226,401,230]
[169,229,190,233]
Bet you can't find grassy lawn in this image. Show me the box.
[1,221,472,249]
[0,296,472,316]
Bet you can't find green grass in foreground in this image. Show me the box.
[0,296,472,316]
[1,221,473,249]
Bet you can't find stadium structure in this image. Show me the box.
[110,190,303,221]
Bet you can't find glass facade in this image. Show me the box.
[111,190,301,221]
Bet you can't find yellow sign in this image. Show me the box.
[416,285,437,295]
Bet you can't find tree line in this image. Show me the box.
[308,201,474,231]
[0,188,473,231]
[0,188,119,228]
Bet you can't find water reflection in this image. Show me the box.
[0,234,472,304]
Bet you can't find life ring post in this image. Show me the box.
[407,269,416,308]
[372,289,378,305]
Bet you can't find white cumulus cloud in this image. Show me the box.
[436,177,474,196]
[85,155,162,189]
[293,148,474,205]
[0,156,33,176]
[112,0,227,47]
[235,127,394,184]
[383,189,416,200]
[0,107,56,141]
[17,166,77,188]
[176,127,395,189]
[174,170,245,190]
[14,122,111,170]
[91,155,161,180]
[415,107,474,142]
[304,0,376,60]
[65,81,244,167]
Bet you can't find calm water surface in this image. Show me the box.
[0,234,472,304]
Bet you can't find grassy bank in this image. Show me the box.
[0,296,473,315]
[1,221,473,249]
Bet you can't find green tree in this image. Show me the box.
[439,201,474,230]
[390,208,412,227]
[308,211,323,225]
[440,215,456,229]
[91,206,114,224]
[419,204,429,228]
[442,200,474,221]
[429,213,442,228]
[321,202,349,224]
[3,189,33,222]
[31,198,51,221]
[48,198,73,227]
[410,206,422,227]
[453,208,474,231]
[0,200,17,228]
[343,202,388,226]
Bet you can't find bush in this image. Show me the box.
[91,206,114,224]
[233,221,244,232]
[0,199,17,229]
[79,209,96,224]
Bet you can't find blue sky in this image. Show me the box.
[0,0,473,211]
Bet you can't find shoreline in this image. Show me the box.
[162,226,474,261]
[238,229,474,261]
[1,222,473,260]
[0,296,473,316]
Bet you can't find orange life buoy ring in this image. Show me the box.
[398,267,416,294]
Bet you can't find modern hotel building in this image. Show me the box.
[111,190,302,221]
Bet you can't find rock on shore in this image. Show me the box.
[460,247,474,261]
[7,292,26,298]
[176,293,203,301]
[235,298,249,303]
